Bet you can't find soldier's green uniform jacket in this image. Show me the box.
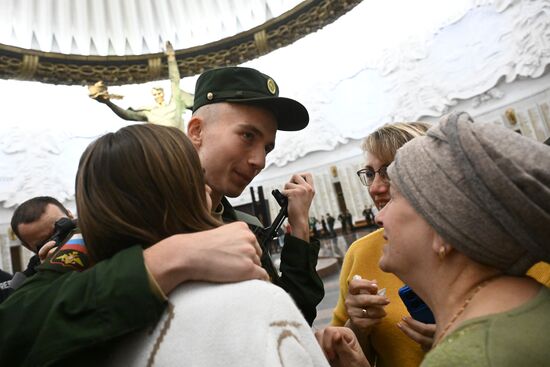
[0,200,323,365]
[221,197,324,325]
[0,241,165,366]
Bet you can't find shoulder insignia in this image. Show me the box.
[39,233,91,273]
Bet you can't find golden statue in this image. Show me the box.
[88,41,194,130]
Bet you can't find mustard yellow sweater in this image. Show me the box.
[332,228,424,367]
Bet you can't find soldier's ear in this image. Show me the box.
[187,116,203,148]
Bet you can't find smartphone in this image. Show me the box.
[398,285,435,324]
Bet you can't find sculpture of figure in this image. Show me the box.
[88,41,194,130]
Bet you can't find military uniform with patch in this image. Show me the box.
[0,230,164,366]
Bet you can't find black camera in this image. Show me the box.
[37,218,77,252]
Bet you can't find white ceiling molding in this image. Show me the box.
[0,0,302,55]
[0,0,362,85]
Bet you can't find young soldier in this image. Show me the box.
[187,67,324,324]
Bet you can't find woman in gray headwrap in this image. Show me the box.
[316,112,550,367]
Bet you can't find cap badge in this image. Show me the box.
[267,79,277,95]
[207,92,214,100]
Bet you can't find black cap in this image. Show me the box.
[193,67,309,131]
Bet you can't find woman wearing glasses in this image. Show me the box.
[318,112,550,367]
[331,122,433,367]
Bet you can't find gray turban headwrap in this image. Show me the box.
[389,112,550,275]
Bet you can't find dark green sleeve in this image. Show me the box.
[0,245,166,367]
[279,236,325,325]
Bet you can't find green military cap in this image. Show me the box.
[193,66,309,131]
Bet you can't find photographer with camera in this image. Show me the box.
[1,196,80,303]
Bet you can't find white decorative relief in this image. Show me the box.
[472,88,504,108]
[266,120,350,168]
[0,126,102,208]
[247,0,550,168]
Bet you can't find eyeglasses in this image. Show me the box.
[356,165,389,186]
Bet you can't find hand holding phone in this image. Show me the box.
[398,285,435,324]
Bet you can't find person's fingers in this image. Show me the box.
[283,173,315,192]
[398,316,435,351]
[38,241,56,262]
[346,290,389,331]
[331,328,372,367]
[255,266,270,281]
[236,259,268,282]
[328,330,344,361]
[237,241,258,258]
[250,239,263,258]
[402,316,436,336]
[397,321,434,351]
[281,184,312,197]
[235,255,268,281]
[252,253,261,266]
[349,305,387,319]
[320,327,339,361]
[346,293,389,309]
[290,172,314,187]
[219,222,262,257]
[314,328,330,359]
[194,247,265,283]
[348,278,378,295]
[332,330,353,357]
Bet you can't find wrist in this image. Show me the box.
[348,319,374,337]
[289,221,309,242]
[144,234,192,294]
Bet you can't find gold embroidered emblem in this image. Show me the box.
[54,251,84,267]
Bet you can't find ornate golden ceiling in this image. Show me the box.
[0,0,361,86]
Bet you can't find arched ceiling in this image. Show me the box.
[0,0,361,85]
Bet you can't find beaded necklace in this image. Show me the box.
[433,277,496,346]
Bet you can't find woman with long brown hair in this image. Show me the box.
[0,124,328,366]
[76,123,220,261]
[74,124,327,366]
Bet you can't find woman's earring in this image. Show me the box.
[438,247,446,260]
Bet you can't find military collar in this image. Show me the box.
[211,201,224,222]
[220,197,263,227]
[220,197,237,222]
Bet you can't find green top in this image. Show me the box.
[422,286,550,367]
[0,245,166,367]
